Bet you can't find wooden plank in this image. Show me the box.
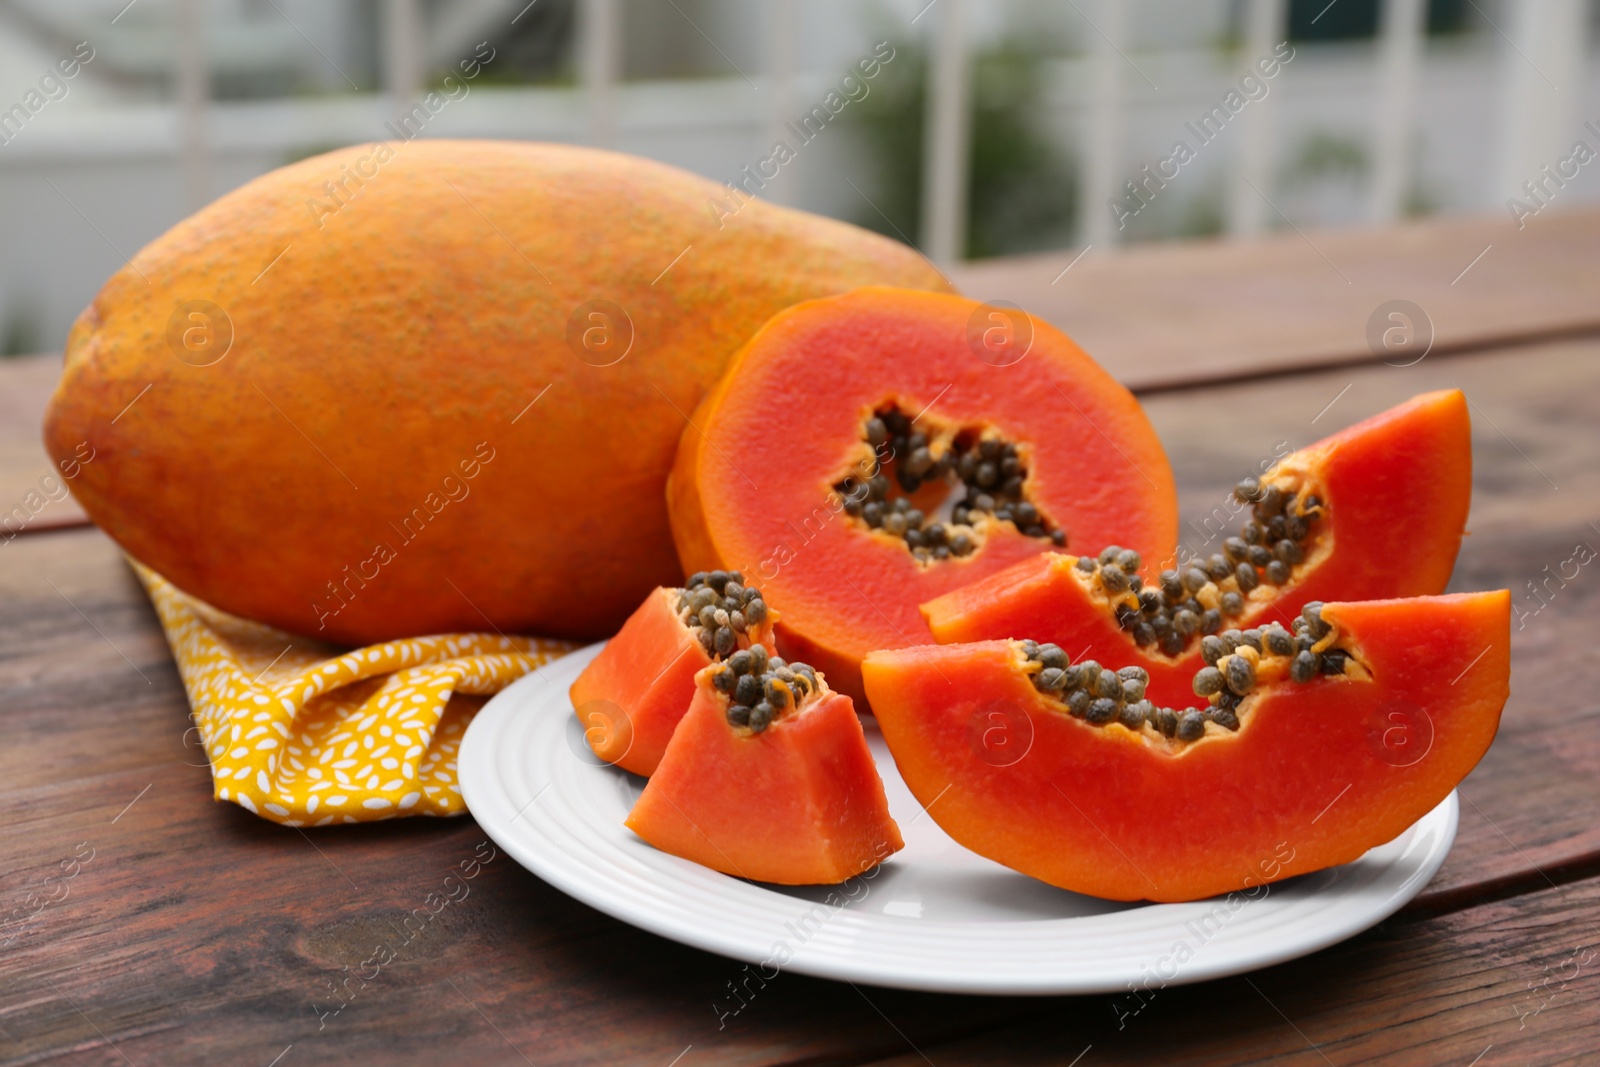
[948,208,1600,391]
[0,353,86,540]
[1,337,1593,1062]
[855,874,1600,1066]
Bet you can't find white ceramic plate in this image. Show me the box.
[460,643,1457,995]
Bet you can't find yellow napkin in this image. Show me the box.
[134,562,574,826]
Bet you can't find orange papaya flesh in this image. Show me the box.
[668,287,1177,707]
[569,571,777,776]
[864,591,1510,902]
[920,390,1472,708]
[627,659,904,885]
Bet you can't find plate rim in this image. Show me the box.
[461,643,1458,995]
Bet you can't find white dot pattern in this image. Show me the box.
[132,561,574,826]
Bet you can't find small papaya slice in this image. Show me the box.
[920,390,1472,708]
[669,287,1177,705]
[864,591,1510,902]
[570,570,777,776]
[627,650,903,885]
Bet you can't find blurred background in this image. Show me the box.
[1,0,1597,358]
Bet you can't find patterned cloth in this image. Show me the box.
[134,562,574,826]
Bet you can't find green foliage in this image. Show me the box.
[847,39,1075,259]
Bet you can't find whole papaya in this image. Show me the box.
[43,141,949,643]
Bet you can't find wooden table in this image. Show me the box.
[3,209,1597,1066]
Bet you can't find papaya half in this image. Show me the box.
[627,652,903,885]
[920,390,1472,708]
[43,140,950,645]
[863,591,1510,902]
[668,286,1177,705]
[569,569,776,776]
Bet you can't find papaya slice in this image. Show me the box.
[920,390,1472,708]
[569,570,777,776]
[669,287,1177,705]
[863,591,1510,902]
[628,650,903,885]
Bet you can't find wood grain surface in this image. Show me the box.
[3,224,1597,1065]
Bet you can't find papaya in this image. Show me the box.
[920,390,1472,707]
[569,569,776,776]
[668,286,1177,705]
[627,649,903,884]
[42,141,950,645]
[863,592,1510,902]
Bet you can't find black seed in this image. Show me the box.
[1200,634,1227,666]
[972,493,996,512]
[1001,455,1022,476]
[1297,633,1316,653]
[899,471,923,493]
[749,702,774,732]
[975,462,998,488]
[951,533,973,556]
[1290,649,1318,683]
[1015,502,1038,526]
[690,587,717,611]
[1160,569,1184,600]
[1209,705,1240,731]
[904,528,924,549]
[1098,545,1122,566]
[748,644,769,674]
[1275,539,1303,565]
[1022,639,1041,659]
[1221,591,1245,616]
[1256,486,1286,517]
[794,664,818,692]
[1155,707,1179,737]
[1208,554,1232,581]
[1116,603,1140,629]
[708,570,729,592]
[956,451,980,480]
[1160,629,1185,657]
[1223,537,1250,563]
[1287,514,1310,540]
[1265,560,1290,585]
[1302,602,1329,638]
[1239,628,1263,651]
[768,656,787,671]
[1100,567,1129,594]
[905,509,925,529]
[1241,521,1265,545]
[1076,556,1097,573]
[1036,667,1068,692]
[865,416,888,447]
[1122,677,1147,703]
[1223,655,1255,696]
[730,610,748,634]
[1302,493,1323,513]
[1176,710,1206,742]
[1150,613,1172,635]
[1219,629,1242,652]
[1079,660,1102,688]
[1265,628,1295,656]
[764,679,790,708]
[1246,544,1273,569]
[907,447,934,476]
[862,501,884,527]
[924,523,947,546]
[1200,609,1223,634]
[1173,609,1199,637]
[1234,476,1263,504]
[1140,589,1165,614]
[979,438,1002,460]
[1038,645,1069,670]
[1320,649,1348,675]
[1193,667,1224,697]
[1097,672,1124,701]
[1217,689,1242,711]
[994,507,1013,525]
[1000,476,1025,497]
[1087,698,1118,725]
[712,667,737,693]
[727,703,751,727]
[728,649,752,675]
[870,475,891,497]
[1134,622,1157,647]
[1067,689,1092,718]
[1183,567,1210,594]
[697,628,716,654]
[743,586,763,604]
[1116,549,1142,573]
[714,626,736,656]
[734,673,761,705]
[1267,514,1289,541]
[687,571,708,589]
[745,599,769,626]
[1118,665,1149,684]
[1051,529,1068,547]
[933,545,951,560]
[1119,701,1150,730]
[1235,562,1259,592]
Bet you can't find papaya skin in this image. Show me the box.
[864,591,1511,902]
[668,287,1178,706]
[43,140,951,644]
[920,389,1474,708]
